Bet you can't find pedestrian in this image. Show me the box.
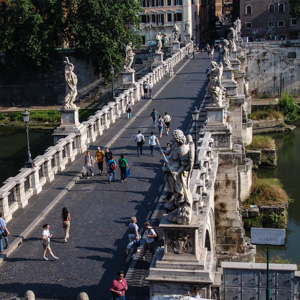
[0,212,10,252]
[150,109,159,128]
[135,130,145,156]
[108,155,117,183]
[163,142,171,166]
[126,102,132,119]
[163,112,171,136]
[61,207,71,243]
[125,217,140,255]
[186,47,189,59]
[149,132,158,157]
[188,286,201,298]
[143,82,148,98]
[192,49,195,59]
[148,81,153,98]
[110,271,128,300]
[157,115,165,139]
[140,222,157,262]
[84,150,94,179]
[206,44,211,57]
[94,147,104,175]
[105,148,113,175]
[42,224,59,261]
[119,154,129,183]
[211,46,215,59]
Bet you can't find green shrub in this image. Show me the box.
[29,111,60,122]
[246,135,274,150]
[0,112,6,120]
[9,112,22,122]
[248,110,283,120]
[279,90,299,122]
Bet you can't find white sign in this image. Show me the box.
[251,228,286,245]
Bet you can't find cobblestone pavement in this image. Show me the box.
[0,52,211,300]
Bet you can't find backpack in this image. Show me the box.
[111,161,117,171]
[151,227,159,242]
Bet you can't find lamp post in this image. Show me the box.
[110,66,115,99]
[22,109,34,168]
[192,107,200,168]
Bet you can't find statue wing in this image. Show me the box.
[186,134,194,188]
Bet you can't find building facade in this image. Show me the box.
[240,0,300,41]
[139,0,193,45]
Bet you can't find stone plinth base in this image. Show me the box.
[60,108,80,127]
[229,58,241,71]
[172,42,180,52]
[222,67,234,80]
[222,79,238,96]
[153,53,163,65]
[122,71,135,85]
[185,34,191,43]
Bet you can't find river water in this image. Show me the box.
[257,127,300,264]
[0,130,53,186]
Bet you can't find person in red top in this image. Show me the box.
[110,271,128,300]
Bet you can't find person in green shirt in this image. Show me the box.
[119,154,129,183]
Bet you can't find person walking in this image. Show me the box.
[140,222,157,262]
[0,212,10,252]
[119,154,129,183]
[163,112,171,136]
[61,207,71,243]
[126,102,132,119]
[105,148,113,175]
[135,130,145,157]
[84,150,94,179]
[110,271,128,300]
[211,46,215,60]
[148,81,153,98]
[42,224,59,261]
[188,286,201,298]
[94,147,104,175]
[149,132,158,157]
[157,115,165,139]
[108,155,117,183]
[125,217,140,255]
[150,109,159,128]
[143,82,148,98]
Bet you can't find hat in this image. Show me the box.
[97,147,100,150]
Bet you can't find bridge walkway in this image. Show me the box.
[0,52,211,300]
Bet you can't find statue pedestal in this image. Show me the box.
[60,108,80,127]
[147,214,215,296]
[184,33,191,43]
[153,52,163,65]
[122,71,135,85]
[206,105,225,124]
[172,42,180,52]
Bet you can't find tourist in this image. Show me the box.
[163,143,171,167]
[110,271,128,300]
[150,109,159,128]
[140,222,157,262]
[163,112,171,136]
[188,286,201,298]
[126,102,132,119]
[108,155,117,183]
[148,81,153,98]
[135,130,145,157]
[105,148,113,175]
[0,212,10,252]
[157,115,165,139]
[211,46,215,60]
[119,154,129,183]
[84,150,94,179]
[42,224,59,261]
[94,147,104,175]
[149,132,158,157]
[125,217,140,255]
[143,82,148,98]
[61,207,71,243]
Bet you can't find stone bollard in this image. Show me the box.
[77,292,89,300]
[24,290,35,300]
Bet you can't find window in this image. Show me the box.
[245,5,252,15]
[174,12,182,21]
[141,15,146,23]
[278,34,287,40]
[245,22,252,29]
[157,0,164,6]
[291,18,297,26]
[157,13,164,25]
[141,0,146,7]
[277,20,285,27]
[268,21,275,28]
[167,12,172,22]
[167,0,171,5]
[175,0,182,5]
[148,0,153,6]
[194,11,196,19]
[151,14,156,23]
[278,3,285,12]
[268,3,275,13]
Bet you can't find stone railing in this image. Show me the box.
[0,44,191,222]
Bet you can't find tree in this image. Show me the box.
[0,0,142,77]
[278,90,299,123]
[289,0,300,19]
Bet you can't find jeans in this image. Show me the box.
[150,145,155,155]
[127,112,132,119]
[137,142,143,156]
[109,170,116,182]
[113,296,125,300]
[152,118,157,127]
[86,166,93,177]
[0,233,8,251]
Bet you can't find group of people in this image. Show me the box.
[84,148,129,183]
[150,109,171,138]
[143,81,153,98]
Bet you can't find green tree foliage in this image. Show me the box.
[278,91,299,122]
[0,0,142,77]
[290,0,300,19]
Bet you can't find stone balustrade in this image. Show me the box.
[0,44,191,222]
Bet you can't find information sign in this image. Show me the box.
[251,228,286,245]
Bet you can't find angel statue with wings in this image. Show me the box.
[123,42,135,72]
[63,57,78,110]
[207,61,223,107]
[161,129,195,225]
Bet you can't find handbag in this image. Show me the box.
[126,167,130,178]
[2,231,7,237]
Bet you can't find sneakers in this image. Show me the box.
[53,256,59,260]
[64,239,68,243]
[43,257,48,261]
[87,177,90,179]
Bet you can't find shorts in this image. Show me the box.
[158,126,163,134]
[164,122,170,128]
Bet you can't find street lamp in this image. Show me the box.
[192,107,200,168]
[110,66,115,99]
[22,109,34,168]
